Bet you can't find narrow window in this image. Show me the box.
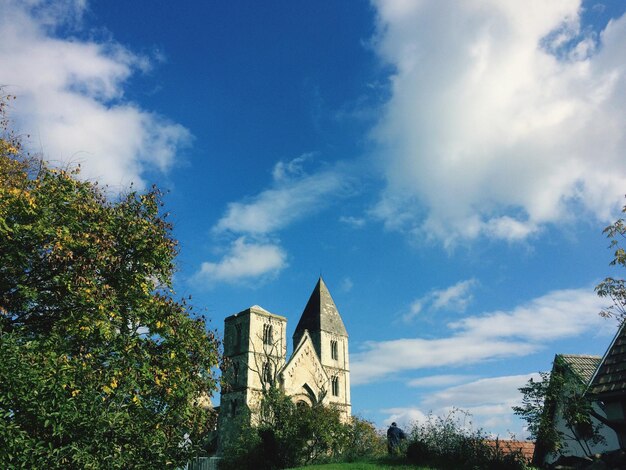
[230,399,238,417]
[234,324,242,350]
[233,362,240,385]
[331,376,339,396]
[263,324,273,345]
[263,361,272,384]
[331,340,338,360]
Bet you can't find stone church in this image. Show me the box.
[217,277,351,445]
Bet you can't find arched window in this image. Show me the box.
[263,361,272,384]
[234,324,242,349]
[331,376,339,397]
[331,340,338,360]
[233,362,240,385]
[263,324,273,345]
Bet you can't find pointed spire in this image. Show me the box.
[293,277,348,346]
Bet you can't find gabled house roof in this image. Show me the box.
[293,277,348,346]
[589,322,626,398]
[557,354,602,385]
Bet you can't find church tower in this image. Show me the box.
[292,277,351,416]
[217,278,351,451]
[219,305,287,445]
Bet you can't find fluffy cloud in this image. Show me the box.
[214,156,349,235]
[403,279,478,322]
[407,375,474,388]
[198,156,349,284]
[380,407,428,429]
[371,0,626,245]
[353,336,536,385]
[421,374,540,411]
[352,286,609,384]
[0,0,190,189]
[384,374,541,436]
[194,237,287,284]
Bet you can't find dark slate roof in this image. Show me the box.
[293,277,348,341]
[590,322,626,398]
[557,354,601,385]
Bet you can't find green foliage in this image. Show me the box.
[596,197,626,321]
[0,96,220,468]
[405,409,530,470]
[341,416,387,462]
[513,372,560,457]
[514,363,605,463]
[221,388,383,470]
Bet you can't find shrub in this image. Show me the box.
[342,416,387,462]
[405,409,530,470]
[220,389,386,469]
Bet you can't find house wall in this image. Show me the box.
[545,402,620,464]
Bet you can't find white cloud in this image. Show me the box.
[195,237,287,284]
[339,215,367,228]
[407,374,473,388]
[383,373,541,438]
[341,277,354,293]
[380,407,428,429]
[198,155,350,285]
[421,374,540,411]
[371,0,626,245]
[214,157,349,235]
[402,279,477,322]
[353,336,536,385]
[353,286,609,384]
[449,287,609,341]
[0,0,190,190]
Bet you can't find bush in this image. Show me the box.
[405,409,530,470]
[220,389,386,469]
[341,416,387,462]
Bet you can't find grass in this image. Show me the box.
[287,459,433,470]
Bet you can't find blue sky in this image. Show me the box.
[2,0,626,438]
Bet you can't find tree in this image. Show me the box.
[596,197,626,322]
[514,364,604,464]
[0,95,220,468]
[221,383,360,470]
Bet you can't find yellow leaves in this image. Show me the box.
[102,385,113,395]
[132,395,141,405]
[156,320,163,329]
[110,377,118,389]
[154,375,161,386]
[71,389,80,397]
[2,186,36,209]
[170,351,176,359]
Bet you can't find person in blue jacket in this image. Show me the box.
[386,422,406,455]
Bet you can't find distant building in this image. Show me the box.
[217,277,350,449]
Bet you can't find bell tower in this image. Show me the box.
[292,277,351,416]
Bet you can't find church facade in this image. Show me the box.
[217,277,351,445]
